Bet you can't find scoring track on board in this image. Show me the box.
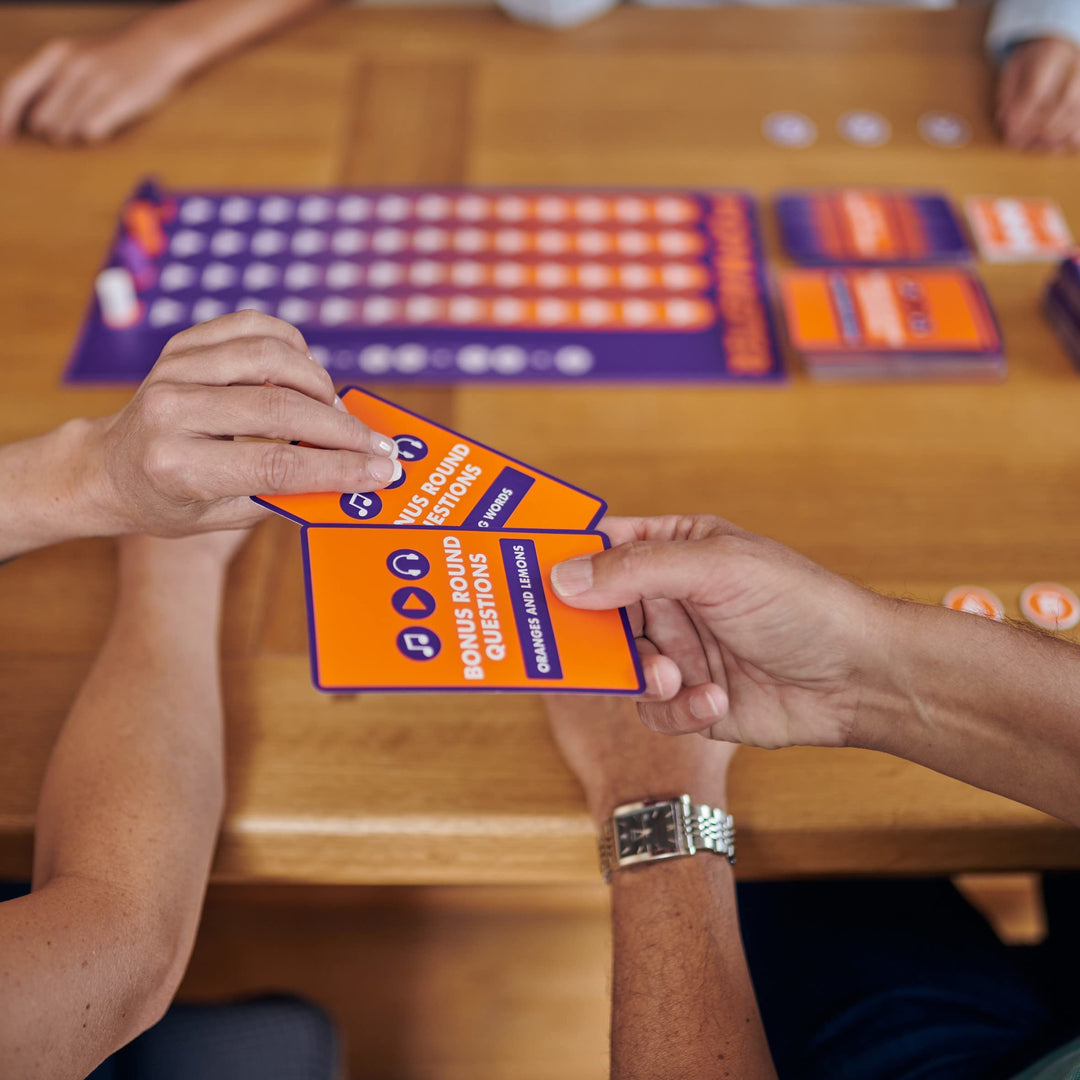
[65,180,784,385]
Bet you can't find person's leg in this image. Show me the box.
[737,877,1056,1080]
[116,996,342,1080]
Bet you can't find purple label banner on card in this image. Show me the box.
[462,467,535,530]
[500,538,563,680]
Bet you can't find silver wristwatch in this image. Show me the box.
[598,794,735,883]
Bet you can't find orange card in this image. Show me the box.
[965,197,1075,263]
[303,525,644,694]
[255,387,605,530]
[777,267,1001,355]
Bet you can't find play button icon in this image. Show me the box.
[391,586,436,619]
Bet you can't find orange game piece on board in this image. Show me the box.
[1019,583,1080,632]
[942,586,1005,622]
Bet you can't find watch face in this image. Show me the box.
[616,805,680,860]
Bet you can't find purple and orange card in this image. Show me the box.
[778,267,1001,357]
[256,388,642,693]
[254,386,606,531]
[302,525,644,694]
[776,189,971,266]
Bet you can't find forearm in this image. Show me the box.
[21,546,227,1063]
[611,857,776,1080]
[0,418,120,561]
[130,0,339,78]
[858,600,1080,825]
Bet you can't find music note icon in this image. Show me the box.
[396,628,441,661]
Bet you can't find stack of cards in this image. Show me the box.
[1044,257,1080,371]
[776,188,971,266]
[776,267,1004,381]
[255,388,644,695]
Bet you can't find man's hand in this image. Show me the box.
[550,515,894,748]
[998,37,1080,151]
[0,24,199,144]
[546,694,736,825]
[86,311,398,536]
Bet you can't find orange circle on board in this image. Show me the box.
[942,586,1005,622]
[1020,583,1080,632]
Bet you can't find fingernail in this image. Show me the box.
[333,395,347,412]
[550,556,593,598]
[369,456,396,487]
[644,664,665,699]
[689,686,725,722]
[373,434,397,457]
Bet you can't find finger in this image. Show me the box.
[26,64,95,142]
[160,311,312,365]
[166,383,396,455]
[635,646,683,702]
[1002,52,1068,146]
[0,39,72,139]
[77,88,140,143]
[638,682,729,737]
[996,52,1025,124]
[152,326,335,406]
[686,603,729,687]
[640,597,714,686]
[54,76,115,143]
[1038,79,1080,146]
[551,537,721,610]
[595,515,650,546]
[152,438,401,503]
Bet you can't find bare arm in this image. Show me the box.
[153,0,338,72]
[612,858,776,1080]
[551,515,1080,828]
[0,0,337,143]
[859,600,1080,829]
[546,696,775,1080]
[0,531,240,1080]
[0,417,121,562]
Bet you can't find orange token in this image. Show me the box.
[942,586,1004,622]
[1019,583,1080,632]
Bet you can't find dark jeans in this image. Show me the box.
[0,882,339,1080]
[737,874,1080,1080]
[86,997,339,1080]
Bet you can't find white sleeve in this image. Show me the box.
[987,0,1080,61]
[496,0,618,27]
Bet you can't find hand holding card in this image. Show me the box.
[255,387,640,695]
[255,386,606,531]
[303,525,643,693]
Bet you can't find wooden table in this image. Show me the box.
[2,2,1079,885]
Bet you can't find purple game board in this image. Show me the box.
[66,180,785,385]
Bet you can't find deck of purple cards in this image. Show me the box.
[775,188,971,266]
[65,179,785,386]
[1045,257,1080,371]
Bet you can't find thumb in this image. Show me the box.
[550,538,715,610]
